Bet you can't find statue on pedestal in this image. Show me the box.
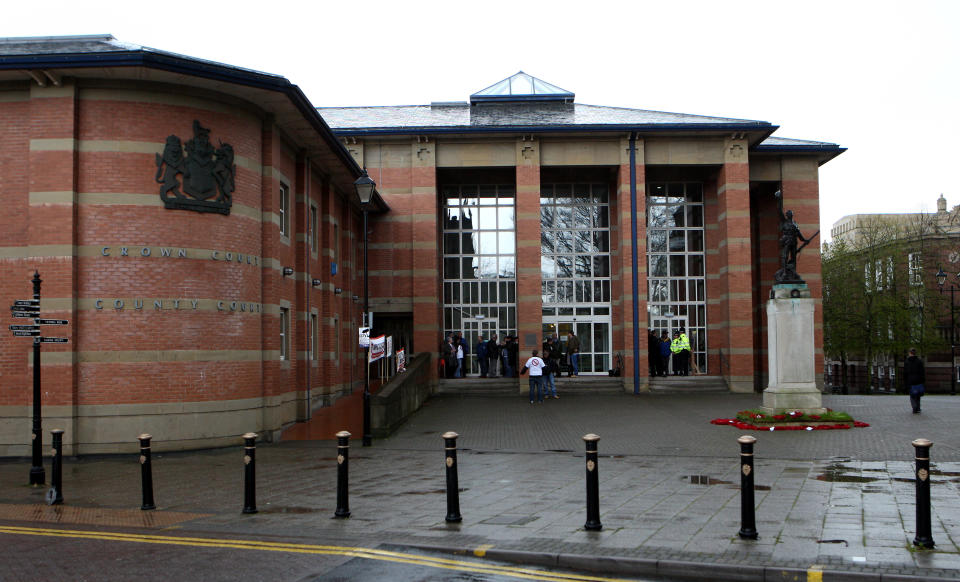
[774,190,818,284]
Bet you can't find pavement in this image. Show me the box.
[1,388,960,581]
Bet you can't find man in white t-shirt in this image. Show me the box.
[520,349,546,403]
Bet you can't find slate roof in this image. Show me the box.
[319,102,775,134]
[0,34,281,79]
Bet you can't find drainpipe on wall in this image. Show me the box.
[629,133,640,395]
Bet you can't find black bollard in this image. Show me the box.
[242,432,257,514]
[334,431,351,518]
[582,433,602,531]
[138,434,156,510]
[737,435,758,539]
[47,429,64,505]
[912,438,935,548]
[442,431,462,523]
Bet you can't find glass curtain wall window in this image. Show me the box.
[541,183,612,374]
[442,185,517,375]
[646,182,707,373]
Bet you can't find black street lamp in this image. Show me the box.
[935,265,958,396]
[354,170,376,446]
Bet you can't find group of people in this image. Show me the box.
[440,331,582,397]
[648,329,692,377]
[441,332,521,379]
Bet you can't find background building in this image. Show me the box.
[824,195,958,393]
[0,35,385,455]
[320,72,845,393]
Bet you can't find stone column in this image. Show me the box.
[410,137,442,375]
[717,138,755,392]
[515,136,542,389]
[616,136,647,391]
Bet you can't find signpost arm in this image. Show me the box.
[29,271,45,486]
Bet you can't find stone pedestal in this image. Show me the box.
[761,284,825,414]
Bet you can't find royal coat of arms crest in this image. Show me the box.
[155,121,235,215]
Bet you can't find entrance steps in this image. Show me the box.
[438,375,625,396]
[648,375,728,393]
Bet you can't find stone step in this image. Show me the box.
[438,376,626,395]
[649,375,728,393]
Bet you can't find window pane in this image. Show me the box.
[477,257,497,278]
[688,255,704,276]
[648,206,668,228]
[444,257,459,279]
[593,206,609,228]
[669,255,685,276]
[593,231,610,252]
[574,184,590,205]
[687,205,703,227]
[555,230,573,253]
[498,232,515,255]
[575,231,591,252]
[540,206,554,228]
[557,256,573,277]
[593,185,609,204]
[650,279,668,302]
[444,233,459,254]
[478,232,497,254]
[558,207,573,228]
[477,207,496,230]
[461,232,476,254]
[669,230,685,252]
[688,230,703,252]
[686,183,703,202]
[541,256,557,278]
[593,256,610,277]
[499,256,516,278]
[541,230,555,254]
[444,208,461,229]
[576,255,591,277]
[650,255,667,277]
[497,207,515,230]
[461,257,476,279]
[648,230,666,252]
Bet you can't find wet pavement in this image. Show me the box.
[1,391,959,581]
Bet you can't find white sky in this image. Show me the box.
[3,0,957,240]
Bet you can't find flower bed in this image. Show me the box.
[710,408,869,431]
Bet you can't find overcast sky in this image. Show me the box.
[3,0,957,240]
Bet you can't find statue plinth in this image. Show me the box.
[761,284,825,414]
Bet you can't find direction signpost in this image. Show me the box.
[7,271,69,486]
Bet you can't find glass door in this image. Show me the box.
[649,316,688,375]
[463,317,499,376]
[542,316,611,375]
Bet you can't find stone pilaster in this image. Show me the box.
[718,137,755,392]
[410,137,441,375]
[515,136,542,368]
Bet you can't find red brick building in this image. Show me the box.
[0,36,384,455]
[1,38,844,455]
[320,72,844,392]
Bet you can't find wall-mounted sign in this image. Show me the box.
[156,120,236,215]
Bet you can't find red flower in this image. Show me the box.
[808,415,821,420]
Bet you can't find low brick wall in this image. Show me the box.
[371,353,435,438]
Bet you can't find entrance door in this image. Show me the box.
[542,317,611,375]
[649,316,688,375]
[463,317,499,376]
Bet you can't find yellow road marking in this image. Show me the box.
[475,543,496,557]
[0,525,631,582]
[807,564,823,582]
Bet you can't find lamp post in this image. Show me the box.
[354,170,376,446]
[935,265,958,396]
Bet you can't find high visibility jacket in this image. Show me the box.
[670,334,690,354]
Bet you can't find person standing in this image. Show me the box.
[476,335,489,377]
[443,335,456,379]
[520,349,546,403]
[670,330,690,376]
[508,335,519,377]
[677,330,691,376]
[501,336,513,378]
[454,332,465,378]
[542,337,558,398]
[648,329,659,377]
[658,331,671,377]
[904,348,926,414]
[567,331,580,377]
[486,333,500,377]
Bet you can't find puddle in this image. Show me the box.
[545,449,574,453]
[817,539,849,546]
[814,462,880,483]
[400,488,469,495]
[258,506,320,514]
[686,475,771,490]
